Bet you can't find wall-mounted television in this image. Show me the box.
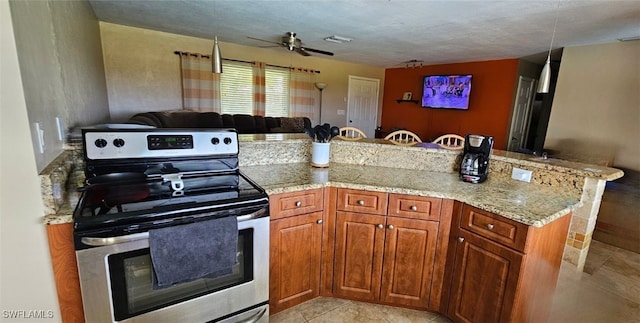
[421,74,472,110]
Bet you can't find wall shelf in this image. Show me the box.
[396,99,419,104]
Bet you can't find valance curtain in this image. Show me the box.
[289,68,316,121]
[179,52,221,112]
[252,61,266,116]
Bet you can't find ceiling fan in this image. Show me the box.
[248,32,334,57]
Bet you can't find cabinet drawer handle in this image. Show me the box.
[458,237,465,243]
[316,219,323,224]
[295,201,302,207]
[387,224,394,230]
[410,205,417,211]
[357,200,365,206]
[487,224,494,230]
[377,224,384,229]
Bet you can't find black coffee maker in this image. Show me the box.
[459,134,494,183]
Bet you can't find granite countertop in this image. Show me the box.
[241,162,582,228]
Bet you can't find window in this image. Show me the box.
[220,62,289,116]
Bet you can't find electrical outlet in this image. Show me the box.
[511,167,532,183]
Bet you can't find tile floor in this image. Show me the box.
[270,240,640,322]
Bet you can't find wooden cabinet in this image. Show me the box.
[331,189,450,310]
[269,188,324,314]
[333,211,386,301]
[380,216,439,308]
[46,223,85,323]
[447,228,523,323]
[445,204,571,323]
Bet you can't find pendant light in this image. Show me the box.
[211,1,222,74]
[212,36,223,74]
[537,3,560,93]
[315,83,327,123]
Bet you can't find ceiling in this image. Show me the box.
[89,0,640,68]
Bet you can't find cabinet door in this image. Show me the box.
[333,211,386,301]
[269,212,323,313]
[448,229,523,323]
[380,217,439,308]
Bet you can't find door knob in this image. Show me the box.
[387,224,394,230]
[458,237,465,243]
[377,224,384,229]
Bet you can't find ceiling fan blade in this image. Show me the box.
[301,47,334,56]
[295,47,311,56]
[247,36,282,46]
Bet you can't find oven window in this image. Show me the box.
[108,229,253,321]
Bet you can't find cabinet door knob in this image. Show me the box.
[316,219,323,224]
[357,200,365,206]
[295,201,302,207]
[487,224,494,230]
[458,237,465,243]
[410,205,417,211]
[387,224,394,230]
[377,224,384,229]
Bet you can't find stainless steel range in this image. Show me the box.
[73,128,269,322]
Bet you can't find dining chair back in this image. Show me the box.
[338,127,367,140]
[384,130,422,146]
[433,134,465,150]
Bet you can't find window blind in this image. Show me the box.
[220,62,290,116]
[220,63,253,115]
[265,68,289,117]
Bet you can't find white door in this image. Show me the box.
[347,76,380,138]
[507,76,536,152]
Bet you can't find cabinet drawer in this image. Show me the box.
[270,188,324,220]
[337,188,388,215]
[388,194,441,221]
[461,204,529,252]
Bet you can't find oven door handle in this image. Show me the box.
[80,208,267,247]
[81,232,149,246]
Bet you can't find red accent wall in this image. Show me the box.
[381,59,519,149]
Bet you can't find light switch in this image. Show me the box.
[511,167,532,183]
[337,110,345,115]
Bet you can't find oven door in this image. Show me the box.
[76,212,269,323]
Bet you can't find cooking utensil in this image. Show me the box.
[318,127,329,143]
[329,126,340,141]
[304,127,315,140]
[313,125,323,142]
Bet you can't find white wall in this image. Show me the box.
[1,1,61,321]
[100,22,386,128]
[545,41,640,171]
[10,0,110,172]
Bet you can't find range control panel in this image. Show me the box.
[83,129,238,160]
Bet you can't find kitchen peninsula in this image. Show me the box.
[237,134,622,321]
[41,133,622,322]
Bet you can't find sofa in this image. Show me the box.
[128,110,311,134]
